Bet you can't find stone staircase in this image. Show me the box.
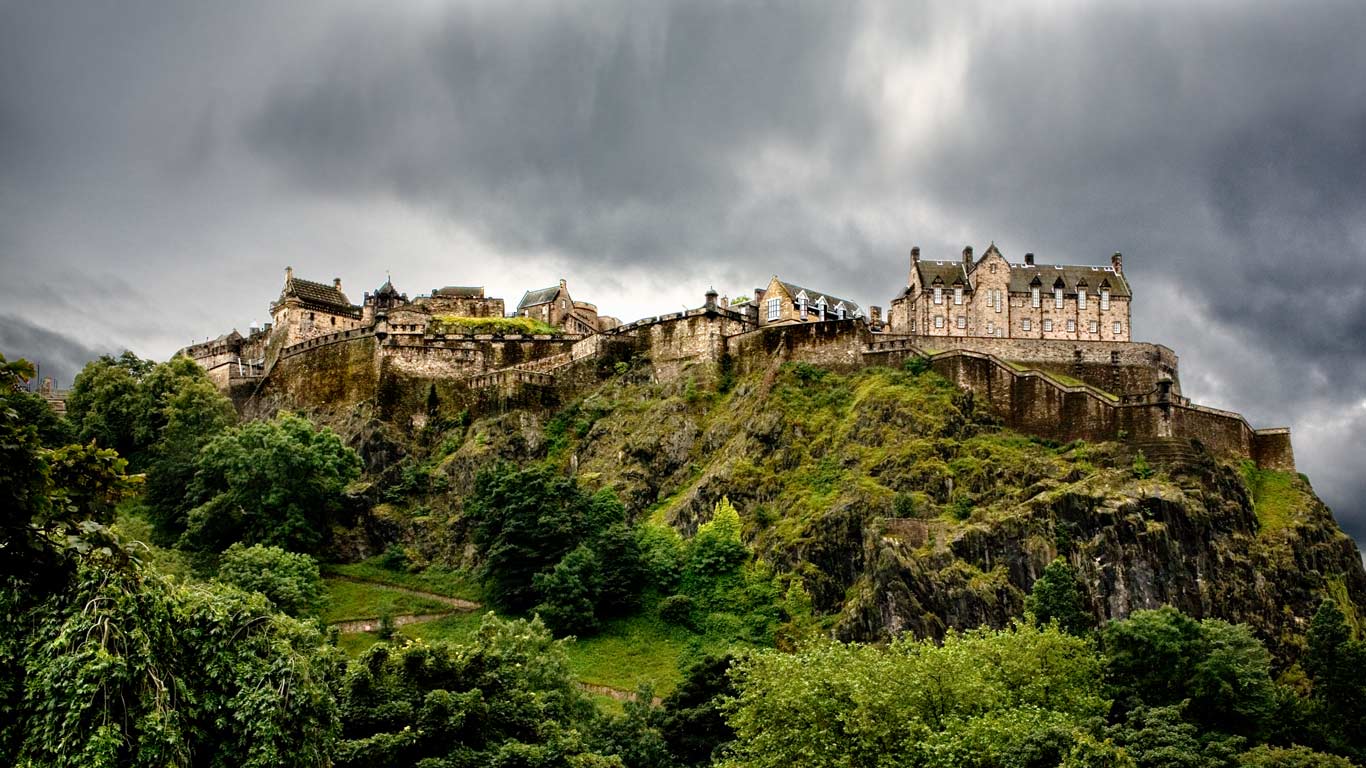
[1122,437,1206,467]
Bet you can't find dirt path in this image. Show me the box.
[576,682,664,707]
[333,612,460,634]
[326,575,483,633]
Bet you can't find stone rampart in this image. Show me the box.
[726,320,871,376]
[869,334,1180,396]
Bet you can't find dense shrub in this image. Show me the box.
[215,543,324,617]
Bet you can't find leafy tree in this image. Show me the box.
[1102,609,1276,738]
[534,544,604,636]
[215,543,324,617]
[686,497,747,578]
[467,463,643,635]
[143,366,236,543]
[1025,557,1094,636]
[657,653,739,766]
[1105,703,1243,768]
[1,558,341,767]
[66,351,153,461]
[4,387,75,447]
[1238,744,1356,767]
[334,614,609,767]
[1302,598,1366,758]
[180,411,361,554]
[722,622,1105,768]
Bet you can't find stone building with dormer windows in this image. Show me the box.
[888,244,1131,343]
[754,276,865,327]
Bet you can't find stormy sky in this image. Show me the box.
[2,1,1364,549]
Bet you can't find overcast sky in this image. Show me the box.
[2,1,1364,549]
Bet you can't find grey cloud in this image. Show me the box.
[0,315,112,389]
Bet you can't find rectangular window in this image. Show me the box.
[910,317,916,332]
[934,315,944,329]
[1113,321,1122,336]
[956,315,966,329]
[1066,319,1076,332]
[1031,287,1041,308]
[1100,289,1110,310]
[995,289,1003,312]
[1054,288,1064,309]
[1043,319,1054,332]
[1089,321,1099,333]
[954,287,963,305]
[1078,290,1087,310]
[934,287,943,305]
[766,297,781,321]
[986,321,994,335]
[1022,318,1032,331]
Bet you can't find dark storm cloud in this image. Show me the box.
[247,2,873,268]
[0,315,111,389]
[2,1,1365,548]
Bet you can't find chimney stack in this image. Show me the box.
[1025,253,1035,267]
[870,306,882,326]
[911,246,921,264]
[1111,252,1123,273]
[333,277,342,291]
[705,287,718,311]
[285,265,294,282]
[559,278,568,291]
[962,245,973,268]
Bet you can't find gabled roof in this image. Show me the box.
[279,276,358,314]
[375,280,401,298]
[433,286,485,298]
[914,261,971,292]
[517,285,562,311]
[776,280,863,317]
[1008,264,1131,297]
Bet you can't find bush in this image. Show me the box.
[377,543,408,572]
[903,356,932,375]
[660,594,696,628]
[215,543,323,617]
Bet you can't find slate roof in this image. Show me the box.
[375,280,401,298]
[433,286,485,298]
[1008,264,1131,297]
[517,285,562,311]
[281,277,359,314]
[777,280,863,316]
[913,261,972,293]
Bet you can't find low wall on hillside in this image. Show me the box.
[726,320,871,376]
[869,335,1180,396]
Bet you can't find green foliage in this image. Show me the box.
[467,463,644,635]
[687,497,748,578]
[659,594,696,628]
[66,351,153,461]
[215,543,323,617]
[429,314,562,336]
[902,355,932,375]
[1303,598,1366,758]
[1102,608,1276,738]
[657,653,739,766]
[1133,450,1155,479]
[1106,703,1243,768]
[1237,744,1356,767]
[722,621,1106,768]
[334,614,607,767]
[1,559,341,767]
[1026,557,1095,636]
[180,411,361,554]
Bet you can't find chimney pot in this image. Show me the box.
[911,246,921,263]
[962,245,973,268]
[559,278,568,291]
[1025,253,1035,266]
[333,277,342,290]
[285,265,294,281]
[1111,252,1123,273]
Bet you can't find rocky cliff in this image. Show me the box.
[328,358,1366,657]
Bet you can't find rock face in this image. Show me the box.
[354,361,1366,658]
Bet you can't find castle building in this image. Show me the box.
[516,279,620,334]
[754,276,865,326]
[271,267,364,347]
[887,244,1131,342]
[414,286,505,318]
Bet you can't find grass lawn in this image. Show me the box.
[336,609,748,700]
[322,559,484,602]
[321,578,456,624]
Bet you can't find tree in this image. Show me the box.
[1025,557,1094,636]
[143,365,236,543]
[215,543,324,617]
[334,614,608,767]
[1237,745,1356,767]
[534,544,604,636]
[66,351,152,461]
[180,412,361,554]
[1303,598,1366,758]
[1,558,341,767]
[657,653,740,766]
[686,497,747,578]
[1105,703,1242,768]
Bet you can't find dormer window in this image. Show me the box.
[934,286,944,305]
[1078,288,1087,310]
[1053,281,1064,309]
[837,306,846,320]
[954,286,963,305]
[1031,285,1041,308]
[1100,287,1110,310]
[796,291,808,319]
[767,297,781,321]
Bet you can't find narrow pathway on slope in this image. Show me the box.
[327,573,482,611]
